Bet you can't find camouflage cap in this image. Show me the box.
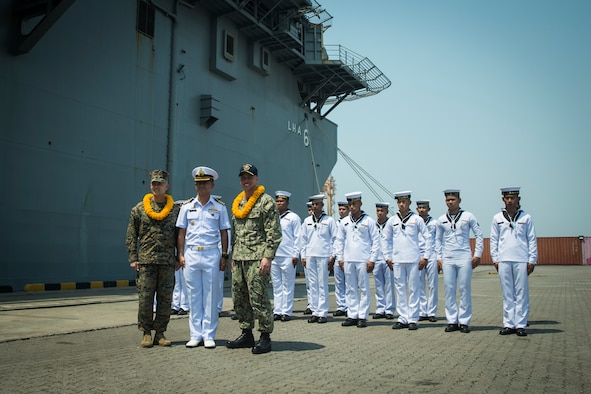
[150,169,169,183]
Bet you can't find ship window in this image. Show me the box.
[224,30,235,62]
[261,47,270,71]
[137,0,155,38]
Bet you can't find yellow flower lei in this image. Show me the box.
[232,185,265,219]
[143,193,174,221]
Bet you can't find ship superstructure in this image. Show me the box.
[1,0,389,291]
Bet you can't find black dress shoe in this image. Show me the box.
[392,322,409,330]
[459,324,470,333]
[408,323,418,330]
[385,314,395,320]
[171,309,179,315]
[333,310,347,317]
[516,328,528,337]
[317,317,328,324]
[178,309,188,316]
[303,308,312,315]
[428,316,438,322]
[357,319,367,328]
[281,314,291,322]
[252,333,272,354]
[307,316,319,323]
[273,314,281,321]
[341,318,358,327]
[226,330,255,349]
[373,313,386,319]
[418,316,429,321]
[499,327,517,335]
[445,324,460,332]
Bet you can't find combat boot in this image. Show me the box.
[226,329,255,349]
[252,332,272,354]
[153,332,171,346]
[141,331,153,348]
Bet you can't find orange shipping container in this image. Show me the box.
[470,237,583,265]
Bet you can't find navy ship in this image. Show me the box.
[0,0,390,291]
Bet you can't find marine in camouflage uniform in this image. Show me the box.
[226,164,282,354]
[125,170,180,347]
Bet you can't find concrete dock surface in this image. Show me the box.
[0,265,589,393]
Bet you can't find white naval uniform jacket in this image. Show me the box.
[490,210,537,264]
[275,210,302,258]
[435,210,483,261]
[383,212,431,263]
[300,213,337,259]
[334,213,379,263]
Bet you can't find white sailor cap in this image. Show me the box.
[275,190,292,199]
[345,192,362,201]
[337,201,348,206]
[443,189,460,197]
[394,191,412,200]
[375,202,390,207]
[306,201,312,207]
[501,187,520,196]
[192,166,218,181]
[308,194,325,202]
[416,200,430,207]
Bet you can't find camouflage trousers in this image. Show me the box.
[232,260,274,333]
[137,264,175,333]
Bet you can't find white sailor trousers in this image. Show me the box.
[183,246,220,341]
[333,263,347,312]
[307,256,330,317]
[271,256,297,316]
[172,268,189,311]
[442,257,473,325]
[419,259,439,317]
[344,261,371,320]
[498,261,529,329]
[373,260,395,315]
[393,262,421,324]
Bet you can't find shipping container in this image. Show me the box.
[470,237,584,265]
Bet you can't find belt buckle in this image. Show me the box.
[197,246,205,251]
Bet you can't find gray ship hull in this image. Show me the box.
[1,0,388,291]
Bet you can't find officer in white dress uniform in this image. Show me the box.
[384,191,431,330]
[271,191,302,322]
[176,166,231,349]
[490,187,537,337]
[332,201,349,317]
[300,194,337,323]
[334,192,380,328]
[435,189,483,334]
[416,200,439,322]
[372,202,396,320]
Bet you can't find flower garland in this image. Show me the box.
[143,193,174,221]
[232,185,265,219]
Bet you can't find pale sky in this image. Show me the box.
[321,0,591,237]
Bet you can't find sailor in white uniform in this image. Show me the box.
[490,187,537,337]
[334,192,379,328]
[303,201,313,315]
[176,166,231,349]
[271,191,302,322]
[300,194,337,323]
[435,189,483,334]
[416,200,438,322]
[332,201,349,317]
[372,202,396,320]
[384,191,431,330]
[211,195,230,317]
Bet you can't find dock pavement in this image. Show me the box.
[0,265,589,393]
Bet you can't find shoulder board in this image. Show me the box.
[214,197,225,205]
[182,197,195,205]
